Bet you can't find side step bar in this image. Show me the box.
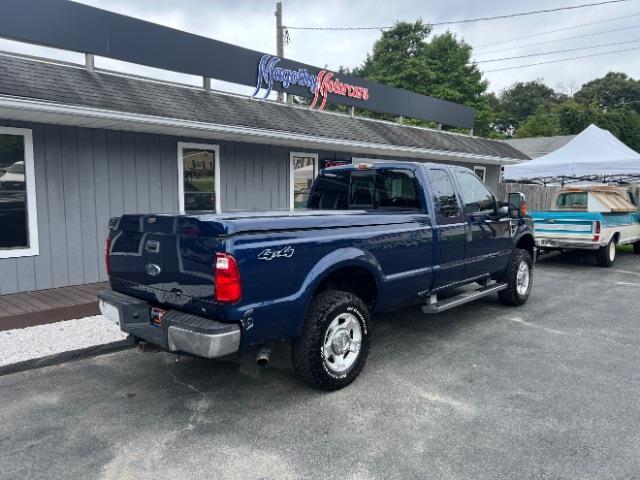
[421,283,507,314]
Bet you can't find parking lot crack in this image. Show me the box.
[164,355,210,432]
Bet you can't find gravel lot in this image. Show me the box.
[1,250,639,480]
[0,316,127,367]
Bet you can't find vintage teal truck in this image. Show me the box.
[532,186,640,267]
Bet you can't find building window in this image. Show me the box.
[0,127,38,259]
[473,165,487,182]
[290,152,319,209]
[178,142,220,214]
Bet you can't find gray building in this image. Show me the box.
[0,52,527,295]
[503,135,576,159]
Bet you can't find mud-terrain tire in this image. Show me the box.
[498,249,533,306]
[596,238,616,267]
[291,290,371,391]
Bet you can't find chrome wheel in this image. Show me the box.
[322,312,362,374]
[516,260,530,296]
[609,241,616,262]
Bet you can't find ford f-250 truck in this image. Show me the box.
[99,162,535,390]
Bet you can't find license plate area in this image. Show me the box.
[150,307,165,328]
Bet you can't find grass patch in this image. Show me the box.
[617,244,633,254]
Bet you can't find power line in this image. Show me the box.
[284,0,631,30]
[475,24,640,55]
[484,45,640,72]
[476,38,640,63]
[474,12,640,48]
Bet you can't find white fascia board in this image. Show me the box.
[0,96,523,165]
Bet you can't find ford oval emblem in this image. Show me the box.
[145,263,161,276]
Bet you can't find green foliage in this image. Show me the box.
[514,99,640,151]
[495,81,563,135]
[515,106,560,138]
[348,22,640,150]
[352,21,492,133]
[574,72,640,112]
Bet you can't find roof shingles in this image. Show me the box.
[0,54,528,160]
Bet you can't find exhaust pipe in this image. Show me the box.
[256,346,271,366]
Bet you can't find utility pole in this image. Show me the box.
[275,1,284,103]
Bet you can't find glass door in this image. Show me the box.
[290,152,319,210]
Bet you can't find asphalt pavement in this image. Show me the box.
[1,250,639,480]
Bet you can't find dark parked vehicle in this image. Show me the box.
[99,162,534,390]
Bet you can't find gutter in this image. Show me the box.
[0,95,523,165]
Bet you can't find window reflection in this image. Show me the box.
[292,156,317,209]
[0,134,28,249]
[430,169,460,218]
[182,148,216,212]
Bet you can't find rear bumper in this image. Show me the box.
[98,289,240,359]
[535,237,600,250]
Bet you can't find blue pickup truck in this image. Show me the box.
[99,162,535,390]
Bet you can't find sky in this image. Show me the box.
[1,0,639,97]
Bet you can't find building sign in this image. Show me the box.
[2,0,475,129]
[252,55,369,112]
[321,160,350,169]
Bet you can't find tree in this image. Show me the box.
[495,80,562,136]
[574,72,640,113]
[515,106,560,138]
[352,21,493,134]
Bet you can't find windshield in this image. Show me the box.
[308,168,423,211]
[7,162,24,174]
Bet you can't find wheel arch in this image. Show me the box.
[301,248,383,315]
[515,233,535,258]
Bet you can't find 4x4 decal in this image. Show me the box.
[258,246,295,261]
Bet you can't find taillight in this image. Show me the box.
[594,221,601,242]
[105,238,111,275]
[215,253,242,303]
[520,201,527,217]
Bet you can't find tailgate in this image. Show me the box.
[531,211,598,238]
[108,214,224,310]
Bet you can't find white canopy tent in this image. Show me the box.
[503,124,640,184]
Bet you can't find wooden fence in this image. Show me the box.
[498,184,561,212]
[498,183,640,211]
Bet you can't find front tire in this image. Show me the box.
[498,249,533,306]
[633,241,640,254]
[596,238,616,267]
[292,290,371,391]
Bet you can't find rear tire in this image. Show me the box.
[291,290,370,391]
[596,238,616,267]
[633,241,640,254]
[498,249,533,306]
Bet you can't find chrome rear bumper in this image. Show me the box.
[98,289,240,359]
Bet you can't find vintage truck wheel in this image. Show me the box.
[292,289,370,391]
[596,238,616,267]
[498,249,533,306]
[633,241,640,254]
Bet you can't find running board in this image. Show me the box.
[421,283,507,314]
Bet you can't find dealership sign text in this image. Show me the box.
[251,55,370,111]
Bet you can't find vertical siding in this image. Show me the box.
[92,129,110,281]
[77,128,99,284]
[0,122,179,294]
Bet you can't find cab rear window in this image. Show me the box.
[556,192,588,209]
[308,168,423,211]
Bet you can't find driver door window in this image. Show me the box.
[456,170,496,216]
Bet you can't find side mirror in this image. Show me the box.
[507,192,527,218]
